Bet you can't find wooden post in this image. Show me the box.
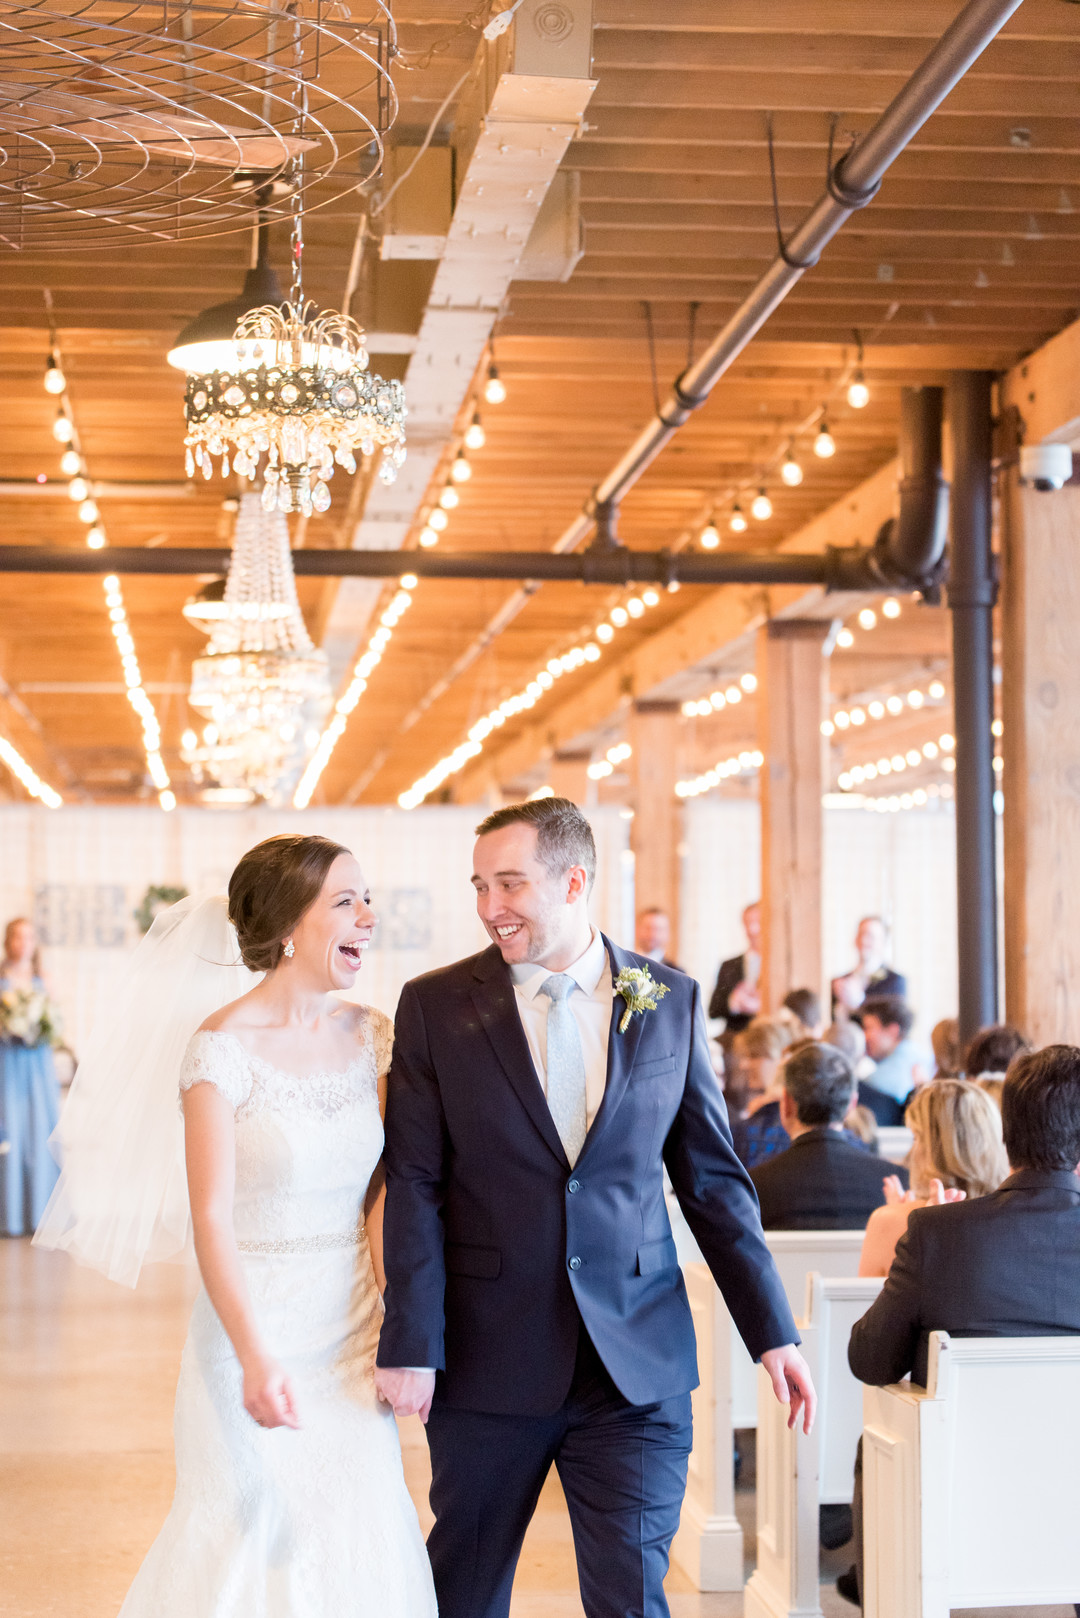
[756,620,834,1011]
[1001,476,1080,1045]
[629,700,683,956]
[547,750,593,806]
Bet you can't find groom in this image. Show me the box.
[376,797,814,1618]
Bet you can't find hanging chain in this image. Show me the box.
[288,4,308,310]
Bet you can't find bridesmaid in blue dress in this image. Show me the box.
[0,917,61,1236]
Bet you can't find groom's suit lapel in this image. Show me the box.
[578,936,645,1160]
[470,946,569,1164]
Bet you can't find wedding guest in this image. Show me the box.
[931,1017,962,1078]
[963,1021,1030,1080]
[831,915,907,1018]
[633,907,682,972]
[780,988,824,1041]
[708,900,761,1033]
[859,1079,1008,1277]
[859,995,930,1124]
[728,1017,791,1169]
[842,1046,1080,1610]
[751,1044,906,1231]
[0,917,61,1236]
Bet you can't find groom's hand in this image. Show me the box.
[374,1367,436,1423]
[761,1343,817,1434]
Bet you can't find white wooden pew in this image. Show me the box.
[744,1274,885,1618]
[863,1331,1080,1618]
[670,1222,865,1592]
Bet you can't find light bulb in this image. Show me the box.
[86,526,107,550]
[439,484,459,510]
[700,521,720,550]
[814,422,836,458]
[858,607,877,630]
[780,450,803,486]
[464,413,486,451]
[751,489,772,521]
[450,451,472,483]
[729,504,748,533]
[836,627,855,648]
[882,596,901,619]
[52,412,74,443]
[847,372,870,409]
[44,356,66,395]
[68,476,89,502]
[419,526,439,547]
[78,499,99,524]
[428,507,449,531]
[484,363,506,405]
[60,449,81,476]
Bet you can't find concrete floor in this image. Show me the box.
[0,1239,1070,1618]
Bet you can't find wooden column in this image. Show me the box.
[629,700,683,954]
[547,751,593,806]
[756,620,833,1011]
[1001,476,1080,1045]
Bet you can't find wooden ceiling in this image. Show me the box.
[0,0,1075,808]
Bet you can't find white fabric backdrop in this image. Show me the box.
[0,805,634,1058]
[0,799,956,1055]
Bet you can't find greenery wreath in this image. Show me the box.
[134,884,190,935]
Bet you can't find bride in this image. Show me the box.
[36,833,437,1617]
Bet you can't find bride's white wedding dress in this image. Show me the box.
[118,1010,437,1618]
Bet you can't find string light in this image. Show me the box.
[438,484,459,510]
[836,628,855,648]
[60,448,81,477]
[700,519,720,550]
[101,573,173,809]
[780,446,804,487]
[86,525,107,550]
[587,741,633,781]
[450,450,472,483]
[428,507,448,532]
[419,525,439,547]
[882,596,901,619]
[0,732,62,807]
[823,683,948,737]
[52,411,74,443]
[751,489,772,521]
[43,354,66,395]
[729,505,748,533]
[484,363,506,405]
[294,578,419,808]
[676,750,764,798]
[858,607,877,630]
[464,413,486,451]
[847,372,870,410]
[814,418,836,458]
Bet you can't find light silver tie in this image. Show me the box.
[540,973,587,1166]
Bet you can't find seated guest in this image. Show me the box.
[728,1017,792,1170]
[750,1043,907,1230]
[780,987,824,1041]
[930,1016,961,1078]
[831,915,907,1019]
[859,995,930,1123]
[708,900,762,1033]
[634,906,682,972]
[859,1079,1008,1277]
[841,1044,1080,1609]
[963,1021,1030,1080]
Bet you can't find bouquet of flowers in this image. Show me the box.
[0,987,63,1048]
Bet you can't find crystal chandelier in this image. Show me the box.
[181,492,332,805]
[170,31,406,518]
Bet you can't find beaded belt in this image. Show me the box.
[237,1229,360,1255]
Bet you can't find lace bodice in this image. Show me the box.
[179,1009,392,1247]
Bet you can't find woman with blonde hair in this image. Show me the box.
[859,1078,1009,1277]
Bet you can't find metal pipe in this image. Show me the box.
[388,0,1025,724]
[948,371,1000,1043]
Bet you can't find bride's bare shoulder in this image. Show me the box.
[198,990,264,1034]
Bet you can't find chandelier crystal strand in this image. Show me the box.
[182,493,331,805]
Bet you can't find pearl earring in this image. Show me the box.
[283,939,295,959]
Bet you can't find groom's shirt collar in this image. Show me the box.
[509,927,609,1002]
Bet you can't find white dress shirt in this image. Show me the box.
[510,929,614,1131]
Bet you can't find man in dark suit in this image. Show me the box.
[751,1042,907,1230]
[839,1043,1080,1607]
[634,905,683,973]
[708,899,761,1030]
[831,914,907,1019]
[376,798,815,1618]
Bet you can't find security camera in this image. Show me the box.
[1019,442,1074,491]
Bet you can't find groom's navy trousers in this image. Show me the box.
[379,937,798,1618]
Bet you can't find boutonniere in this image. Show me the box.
[614,965,670,1034]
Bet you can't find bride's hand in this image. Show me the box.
[243,1354,301,1430]
[882,1174,915,1207]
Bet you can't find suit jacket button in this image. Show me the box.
[567,1178,580,1194]
[568,1255,582,1271]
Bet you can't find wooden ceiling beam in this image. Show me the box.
[572,142,1080,184]
[589,70,1080,119]
[592,0,1080,38]
[593,30,1080,79]
[583,107,1080,152]
[573,171,1080,215]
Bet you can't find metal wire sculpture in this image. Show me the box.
[0,0,397,250]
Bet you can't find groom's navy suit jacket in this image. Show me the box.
[378,936,798,1415]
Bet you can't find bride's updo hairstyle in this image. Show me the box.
[228,833,350,972]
